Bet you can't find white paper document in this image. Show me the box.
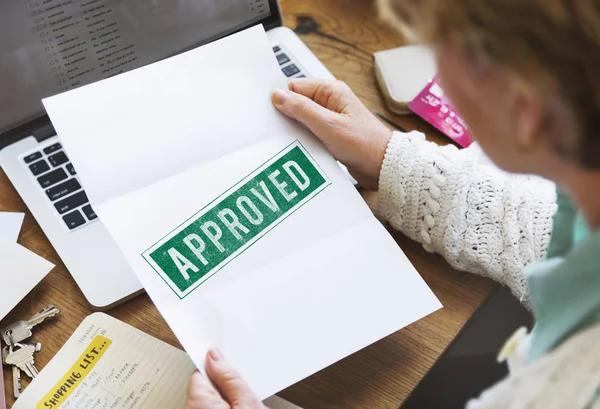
[0,212,25,242]
[43,26,442,399]
[0,238,54,321]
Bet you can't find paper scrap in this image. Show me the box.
[43,25,442,399]
[0,212,25,242]
[0,238,54,321]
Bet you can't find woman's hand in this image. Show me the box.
[272,78,392,190]
[186,349,267,409]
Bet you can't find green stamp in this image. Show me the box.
[142,140,331,299]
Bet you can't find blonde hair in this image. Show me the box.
[379,0,600,168]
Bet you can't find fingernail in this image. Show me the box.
[272,89,287,107]
[209,348,223,361]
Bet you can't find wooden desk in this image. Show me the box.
[1,1,497,407]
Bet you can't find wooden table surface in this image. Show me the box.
[1,1,497,408]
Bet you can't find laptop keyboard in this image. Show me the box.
[273,45,306,78]
[23,45,304,232]
[24,142,97,231]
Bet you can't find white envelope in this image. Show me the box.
[43,26,441,399]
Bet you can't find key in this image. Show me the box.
[2,345,23,398]
[276,52,290,65]
[1,345,10,363]
[0,304,60,346]
[22,342,42,353]
[66,162,76,175]
[48,151,68,167]
[2,343,41,363]
[82,204,97,221]
[12,364,22,398]
[5,343,38,379]
[282,64,300,77]
[26,304,60,328]
[29,159,50,176]
[37,167,68,188]
[54,190,88,214]
[62,210,86,230]
[43,143,62,155]
[23,152,42,164]
[46,178,82,201]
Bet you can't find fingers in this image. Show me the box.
[272,86,333,120]
[205,348,263,408]
[288,78,360,113]
[286,77,324,100]
[272,88,342,144]
[287,78,347,102]
[287,78,353,105]
[271,78,391,190]
[185,370,230,409]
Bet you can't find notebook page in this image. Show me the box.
[13,313,196,409]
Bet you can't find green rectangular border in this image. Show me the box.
[141,140,331,299]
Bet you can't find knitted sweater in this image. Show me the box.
[377,131,600,409]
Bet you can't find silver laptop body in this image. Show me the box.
[0,0,333,309]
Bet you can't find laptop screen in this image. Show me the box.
[0,0,274,134]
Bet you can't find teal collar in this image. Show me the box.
[527,224,600,362]
[546,189,579,258]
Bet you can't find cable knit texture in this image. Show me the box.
[377,131,557,306]
[374,131,600,409]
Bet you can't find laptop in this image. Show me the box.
[0,0,334,309]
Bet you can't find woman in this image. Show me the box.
[186,0,600,407]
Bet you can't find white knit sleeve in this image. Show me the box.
[377,131,557,304]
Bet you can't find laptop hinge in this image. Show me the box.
[33,123,56,142]
[0,115,53,151]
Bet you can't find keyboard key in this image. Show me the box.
[48,151,68,167]
[29,160,50,176]
[272,46,281,53]
[82,204,98,221]
[54,191,88,214]
[38,168,68,188]
[62,210,86,230]
[45,178,81,201]
[43,143,62,155]
[276,53,290,65]
[66,163,76,175]
[297,74,306,78]
[24,152,42,164]
[282,64,301,77]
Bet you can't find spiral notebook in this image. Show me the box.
[13,313,196,409]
